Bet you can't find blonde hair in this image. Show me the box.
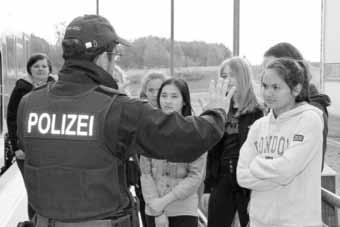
[219,57,261,115]
[139,71,167,99]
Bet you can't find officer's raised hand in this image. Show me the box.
[202,78,236,114]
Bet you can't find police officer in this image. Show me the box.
[16,15,235,227]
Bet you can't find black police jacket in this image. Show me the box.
[17,59,227,222]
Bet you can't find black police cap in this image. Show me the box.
[63,15,130,53]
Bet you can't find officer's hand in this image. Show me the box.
[148,198,166,215]
[155,214,168,227]
[15,149,25,160]
[201,193,210,213]
[202,78,236,114]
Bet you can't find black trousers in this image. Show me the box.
[145,215,198,227]
[207,170,250,227]
[17,160,36,220]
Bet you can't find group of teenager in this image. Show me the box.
[133,42,330,227]
[8,41,330,227]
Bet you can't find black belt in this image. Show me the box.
[35,214,133,227]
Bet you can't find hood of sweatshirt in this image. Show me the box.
[268,102,323,124]
[310,93,331,115]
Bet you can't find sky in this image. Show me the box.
[0,0,322,64]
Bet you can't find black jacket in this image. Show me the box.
[309,90,331,171]
[7,76,56,152]
[7,79,33,152]
[204,107,263,193]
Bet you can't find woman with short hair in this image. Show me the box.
[7,53,55,221]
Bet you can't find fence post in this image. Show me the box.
[322,164,338,226]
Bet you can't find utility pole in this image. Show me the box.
[170,0,174,77]
[96,0,99,15]
[233,0,240,56]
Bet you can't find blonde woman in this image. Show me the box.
[202,57,264,227]
[140,72,167,106]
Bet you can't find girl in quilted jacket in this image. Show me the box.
[140,78,206,227]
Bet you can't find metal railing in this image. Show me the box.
[322,187,340,208]
[322,187,340,227]
[198,208,207,227]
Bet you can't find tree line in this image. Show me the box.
[116,36,232,69]
[10,34,232,72]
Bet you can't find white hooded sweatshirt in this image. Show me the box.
[237,102,323,227]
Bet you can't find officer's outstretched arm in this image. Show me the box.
[132,105,225,162]
[131,79,234,163]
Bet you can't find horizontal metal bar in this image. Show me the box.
[322,187,340,208]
